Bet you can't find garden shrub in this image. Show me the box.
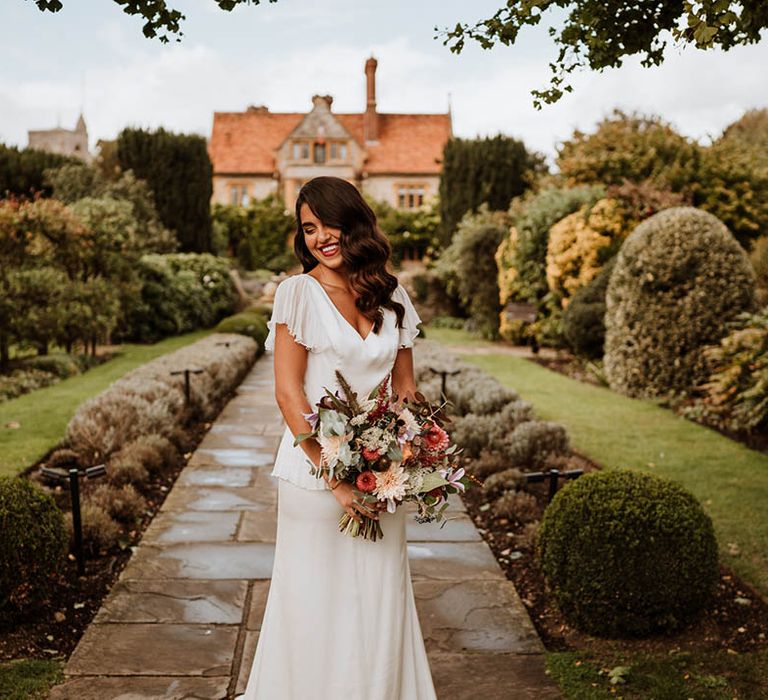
[19,353,81,379]
[690,307,768,433]
[46,448,81,471]
[215,311,268,348]
[0,368,61,402]
[66,334,257,462]
[751,236,768,306]
[0,476,67,617]
[107,452,149,488]
[434,205,509,339]
[481,467,525,499]
[492,490,538,522]
[497,185,604,343]
[503,420,569,469]
[604,207,756,397]
[466,450,509,479]
[118,252,237,343]
[67,503,121,555]
[536,469,719,638]
[89,484,146,524]
[546,198,626,306]
[115,438,165,476]
[141,433,182,469]
[561,257,617,358]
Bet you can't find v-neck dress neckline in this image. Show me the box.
[302,273,376,343]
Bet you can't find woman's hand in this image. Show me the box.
[331,481,386,524]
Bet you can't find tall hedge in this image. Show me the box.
[0,143,75,197]
[604,207,756,397]
[117,127,212,253]
[438,134,545,245]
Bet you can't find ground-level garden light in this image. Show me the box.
[524,467,583,502]
[170,368,204,404]
[39,464,107,576]
[427,367,461,402]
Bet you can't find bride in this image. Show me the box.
[238,176,438,699]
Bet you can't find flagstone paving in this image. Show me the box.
[49,356,562,699]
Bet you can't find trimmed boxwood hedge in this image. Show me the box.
[0,477,67,618]
[536,469,718,638]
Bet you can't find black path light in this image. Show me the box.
[215,341,232,348]
[427,367,461,402]
[170,368,204,404]
[524,468,584,502]
[39,464,107,575]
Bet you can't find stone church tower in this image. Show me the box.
[28,113,92,163]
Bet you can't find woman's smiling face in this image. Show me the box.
[300,202,344,270]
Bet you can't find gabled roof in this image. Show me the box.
[208,109,451,176]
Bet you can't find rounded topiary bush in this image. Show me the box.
[215,312,268,348]
[604,207,755,397]
[0,476,68,616]
[562,257,617,359]
[536,469,718,638]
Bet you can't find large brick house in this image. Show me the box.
[208,57,452,210]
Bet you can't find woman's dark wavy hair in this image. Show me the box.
[293,176,405,336]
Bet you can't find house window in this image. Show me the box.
[229,185,249,207]
[314,143,326,164]
[330,141,348,161]
[397,185,426,209]
[293,141,310,161]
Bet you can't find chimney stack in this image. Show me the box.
[364,56,378,143]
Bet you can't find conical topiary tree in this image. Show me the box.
[604,206,755,397]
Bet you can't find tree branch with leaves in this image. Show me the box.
[31,0,276,42]
[437,1,768,108]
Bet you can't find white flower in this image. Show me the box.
[318,432,347,466]
[398,407,420,441]
[374,462,409,512]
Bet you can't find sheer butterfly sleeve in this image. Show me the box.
[392,283,423,349]
[264,276,330,354]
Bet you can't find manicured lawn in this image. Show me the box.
[0,659,63,700]
[0,329,215,477]
[545,648,768,699]
[425,327,768,599]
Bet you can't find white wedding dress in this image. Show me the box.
[239,273,438,700]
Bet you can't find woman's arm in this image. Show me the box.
[391,346,418,403]
[272,323,384,521]
[272,323,323,470]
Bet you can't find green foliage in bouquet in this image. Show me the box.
[604,207,756,398]
[0,477,67,618]
[536,469,718,638]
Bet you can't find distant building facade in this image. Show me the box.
[28,113,91,163]
[208,58,452,210]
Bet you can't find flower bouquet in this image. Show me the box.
[294,370,474,541]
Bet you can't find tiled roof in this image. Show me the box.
[208,110,451,175]
[209,111,304,174]
[337,113,451,174]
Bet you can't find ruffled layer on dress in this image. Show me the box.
[265,275,333,354]
[392,283,423,349]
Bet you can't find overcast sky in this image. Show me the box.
[2,0,767,162]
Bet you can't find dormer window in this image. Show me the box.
[330,141,348,161]
[292,141,310,161]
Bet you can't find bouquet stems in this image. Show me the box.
[338,512,385,541]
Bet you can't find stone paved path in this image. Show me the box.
[50,356,562,700]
